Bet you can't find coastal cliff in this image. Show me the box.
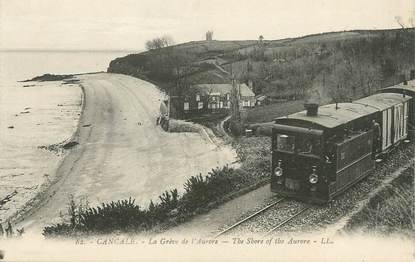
[108,28,415,104]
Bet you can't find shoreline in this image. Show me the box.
[19,71,106,83]
[7,78,86,227]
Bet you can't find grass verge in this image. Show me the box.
[343,166,414,237]
[246,100,305,124]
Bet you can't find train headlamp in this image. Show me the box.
[275,167,283,177]
[309,166,318,184]
[309,174,318,184]
[274,159,283,177]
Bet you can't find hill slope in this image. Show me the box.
[108,28,415,104]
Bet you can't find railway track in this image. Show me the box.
[214,197,310,238]
[263,205,309,236]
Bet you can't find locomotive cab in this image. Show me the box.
[271,125,327,202]
[271,102,381,204]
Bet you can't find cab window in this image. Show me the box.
[276,134,295,153]
[297,137,321,155]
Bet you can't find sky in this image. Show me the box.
[0,0,414,51]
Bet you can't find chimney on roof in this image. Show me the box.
[304,103,318,117]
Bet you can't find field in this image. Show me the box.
[245,100,305,124]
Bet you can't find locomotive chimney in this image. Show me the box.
[304,103,318,116]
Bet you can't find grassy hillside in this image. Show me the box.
[108,28,415,105]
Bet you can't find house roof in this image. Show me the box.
[193,83,255,97]
[275,93,411,129]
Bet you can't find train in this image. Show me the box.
[270,79,415,204]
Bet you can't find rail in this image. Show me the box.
[263,206,310,237]
[214,197,286,238]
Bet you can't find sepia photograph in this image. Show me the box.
[0,0,414,261]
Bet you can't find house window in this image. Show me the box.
[219,101,223,108]
[196,95,200,101]
[184,102,189,111]
[212,96,216,101]
[198,102,203,109]
[226,93,230,100]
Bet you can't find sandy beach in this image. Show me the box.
[9,73,236,233]
[0,80,83,226]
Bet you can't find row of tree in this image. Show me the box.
[145,35,174,50]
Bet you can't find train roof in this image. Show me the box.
[354,93,411,110]
[276,103,378,128]
[379,79,415,95]
[275,93,411,129]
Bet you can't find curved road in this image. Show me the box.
[19,73,236,232]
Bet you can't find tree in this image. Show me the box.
[145,35,174,50]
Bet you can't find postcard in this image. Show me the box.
[0,1,414,261]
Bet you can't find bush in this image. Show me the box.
[168,119,202,133]
[179,166,242,212]
[43,166,247,237]
[77,198,149,233]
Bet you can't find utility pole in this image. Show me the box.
[231,75,241,122]
[167,90,170,118]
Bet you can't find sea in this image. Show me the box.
[0,50,132,221]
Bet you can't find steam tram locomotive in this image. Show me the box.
[270,80,415,204]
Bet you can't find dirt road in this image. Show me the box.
[19,73,236,232]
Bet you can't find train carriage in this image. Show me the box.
[355,93,410,152]
[378,80,415,138]
[270,92,411,204]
